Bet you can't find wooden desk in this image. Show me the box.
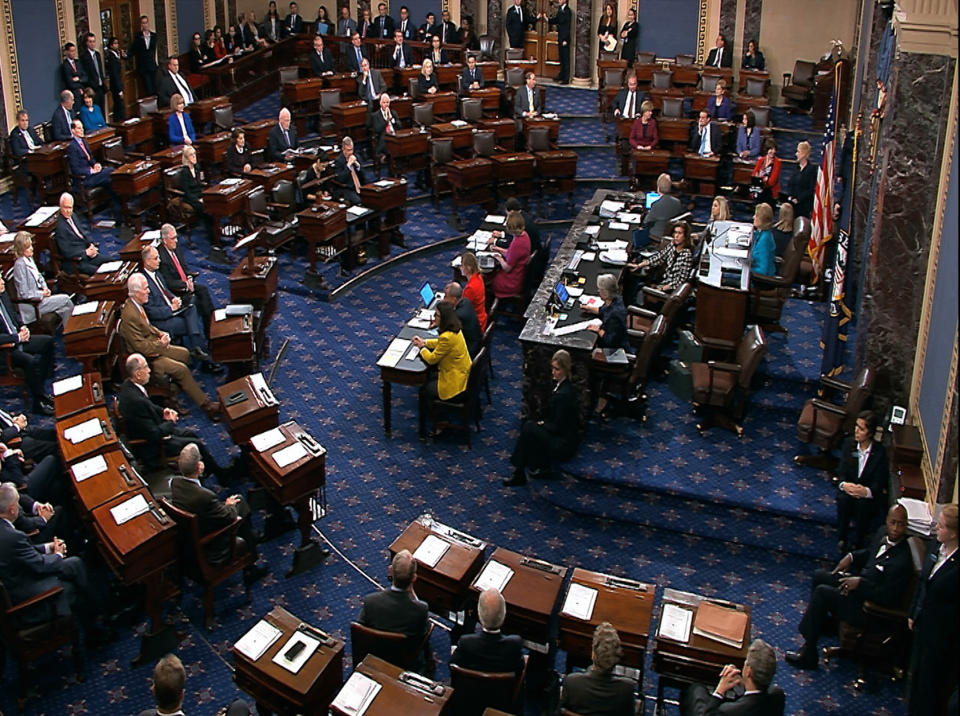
[283,77,324,104]
[189,95,231,126]
[447,157,494,222]
[297,202,347,276]
[683,153,720,194]
[83,261,138,304]
[470,547,567,649]
[152,144,184,169]
[109,118,153,148]
[523,116,560,143]
[632,148,671,180]
[229,255,279,306]
[16,208,59,266]
[359,179,408,259]
[436,63,464,89]
[203,178,256,249]
[694,282,748,352]
[84,126,118,157]
[55,406,119,464]
[469,87,502,115]
[477,118,517,150]
[331,100,368,137]
[732,158,755,186]
[233,606,345,716]
[69,448,145,513]
[217,373,280,444]
[248,420,328,576]
[330,655,453,716]
[385,128,429,177]
[323,72,360,97]
[377,306,434,438]
[388,517,487,615]
[24,143,69,202]
[195,131,232,167]
[558,568,655,673]
[63,300,119,376]
[209,312,256,371]
[0,235,15,273]
[423,90,458,117]
[394,67,421,94]
[430,121,475,151]
[241,119,276,151]
[243,162,296,193]
[111,160,162,197]
[119,231,156,262]
[53,372,106,419]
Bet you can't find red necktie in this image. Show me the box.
[169,250,187,281]
[78,139,91,161]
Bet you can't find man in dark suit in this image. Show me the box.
[514,71,542,119]
[451,588,524,673]
[128,14,159,97]
[9,110,43,160]
[417,12,439,42]
[0,406,58,462]
[357,58,387,107]
[310,34,335,75]
[505,0,533,49]
[706,35,733,69]
[337,5,357,39]
[543,0,572,83]
[396,5,414,40]
[612,75,644,120]
[689,110,723,158]
[79,33,106,113]
[157,224,214,342]
[50,90,77,141]
[344,32,367,73]
[786,504,913,669]
[60,43,88,104]
[438,11,458,44]
[138,654,252,716]
[357,549,429,640]
[334,136,366,205]
[170,443,267,584]
[835,411,889,551]
[443,282,482,357]
[559,622,636,715]
[681,639,782,716]
[66,120,116,196]
[372,3,395,39]
[266,108,299,162]
[0,275,55,415]
[55,192,109,275]
[461,54,484,93]
[371,94,400,161]
[105,37,126,122]
[282,2,303,37]
[156,56,195,109]
[390,29,414,69]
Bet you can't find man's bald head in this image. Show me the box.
[444,282,462,300]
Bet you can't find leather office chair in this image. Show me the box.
[700,74,720,93]
[594,314,667,422]
[748,233,806,333]
[430,346,487,446]
[158,497,255,629]
[137,96,158,118]
[649,70,681,110]
[413,102,434,129]
[636,51,656,64]
[2,268,58,335]
[472,130,498,158]
[794,366,875,470]
[505,48,524,61]
[505,67,525,89]
[651,70,673,89]
[449,654,528,716]
[278,65,300,84]
[691,324,767,437]
[627,281,692,349]
[428,138,454,203]
[212,105,235,133]
[527,126,552,153]
[3,136,36,209]
[408,76,423,100]
[660,97,684,119]
[318,89,341,140]
[751,105,772,128]
[478,35,498,63]
[349,621,435,671]
[675,53,695,66]
[162,165,199,244]
[461,97,483,124]
[245,185,297,250]
[781,60,817,112]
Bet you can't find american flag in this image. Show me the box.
[808,71,839,282]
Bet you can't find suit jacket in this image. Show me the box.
[224,142,252,175]
[358,19,374,39]
[372,14,395,39]
[310,48,335,75]
[418,22,439,42]
[54,214,93,262]
[357,587,428,639]
[389,42,414,68]
[141,270,179,324]
[61,57,87,96]
[849,528,914,608]
[428,49,450,66]
[50,105,76,141]
[67,137,101,180]
[836,438,889,507]
[116,378,174,448]
[420,330,471,400]
[643,193,684,238]
[454,298,482,357]
[612,87,644,117]
[179,166,204,207]
[170,476,240,564]
[119,298,167,357]
[560,669,635,716]
[910,539,959,657]
[242,22,263,48]
[333,152,367,189]
[438,20,459,44]
[396,18,415,41]
[344,44,368,73]
[543,379,580,449]
[689,122,723,155]
[128,31,159,76]
[371,109,400,154]
[158,244,193,294]
[0,518,66,608]
[687,686,785,716]
[267,124,299,162]
[283,12,303,36]
[337,17,357,37]
[0,292,26,346]
[79,48,105,92]
[514,86,542,118]
[461,65,485,91]
[357,69,388,105]
[505,5,534,48]
[706,95,733,121]
[157,71,193,108]
[168,111,196,145]
[706,46,733,68]
[106,49,124,92]
[548,4,573,42]
[451,630,524,674]
[9,126,42,160]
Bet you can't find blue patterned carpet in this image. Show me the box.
[0,85,904,716]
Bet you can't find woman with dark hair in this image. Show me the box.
[736,110,762,160]
[629,221,693,295]
[835,410,889,552]
[225,25,242,53]
[597,3,618,56]
[620,8,639,66]
[79,88,106,131]
[458,17,480,51]
[752,139,782,206]
[201,30,218,64]
[212,26,228,58]
[315,6,333,35]
[412,301,472,438]
[187,32,205,73]
[742,39,765,70]
[491,212,531,299]
[224,128,252,175]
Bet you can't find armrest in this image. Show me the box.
[6,585,65,615]
[699,337,736,352]
[166,187,185,197]
[626,305,657,320]
[819,375,852,393]
[266,201,287,210]
[809,398,847,416]
[706,361,741,373]
[248,210,270,221]
[198,517,243,548]
[862,600,909,620]
[751,273,790,291]
[642,286,669,302]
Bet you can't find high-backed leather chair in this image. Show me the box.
[137,96,158,118]
[64,156,113,226]
[795,366,875,469]
[627,281,692,349]
[748,233,806,333]
[461,97,483,123]
[213,105,235,132]
[781,60,817,111]
[472,130,497,158]
[661,97,684,118]
[278,65,300,84]
[413,102,434,128]
[449,655,528,716]
[349,621,434,671]
[245,185,296,249]
[751,105,772,128]
[428,138,454,202]
[318,89,341,140]
[505,48,524,61]
[478,35,498,63]
[692,324,767,436]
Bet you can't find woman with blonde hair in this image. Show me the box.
[11,232,74,328]
[751,202,776,277]
[773,202,795,256]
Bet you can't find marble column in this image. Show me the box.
[574,0,592,81]
[486,0,502,54]
[853,52,956,411]
[216,1,225,30]
[74,0,89,39]
[154,0,168,60]
[460,0,477,27]
[742,0,761,48]
[719,0,736,48]
[228,0,238,27]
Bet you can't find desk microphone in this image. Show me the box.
[118,464,135,487]
[521,556,559,574]
[605,576,647,592]
[92,382,102,402]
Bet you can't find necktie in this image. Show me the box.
[151,273,174,307]
[70,59,76,74]
[356,48,362,66]
[385,113,394,134]
[78,138,91,161]
[0,409,12,426]
[442,24,447,43]
[68,216,82,237]
[626,91,634,118]
[173,72,193,104]
[283,129,290,147]
[699,128,708,155]
[91,51,101,83]
[715,48,722,67]
[528,90,534,113]
[169,249,187,281]
[518,7,522,23]
[368,75,375,100]
[24,129,37,150]
[402,20,407,34]
[398,47,405,68]
[144,32,150,49]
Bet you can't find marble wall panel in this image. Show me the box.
[74,0,89,39]
[154,0,168,59]
[575,0,593,79]
[216,0,225,31]
[742,0,761,49]
[486,0,502,53]
[719,0,736,49]
[460,0,476,27]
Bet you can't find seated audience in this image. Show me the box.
[358,7,373,38]
[418,58,440,95]
[66,119,117,200]
[461,53,484,92]
[750,203,776,277]
[225,128,252,175]
[333,136,366,205]
[167,93,196,146]
[612,75,643,120]
[629,220,693,298]
[504,349,579,486]
[50,90,77,141]
[680,639,780,715]
[442,282,482,357]
[371,94,400,164]
[742,39,765,71]
[263,4,283,43]
[641,173,683,239]
[835,411,888,552]
[559,622,636,716]
[0,406,58,462]
[629,100,658,150]
[178,145,213,232]
[418,12,439,42]
[785,505,912,670]
[390,30,413,68]
[706,80,733,121]
[344,31,366,72]
[689,110,722,158]
[315,6,333,35]
[788,141,817,219]
[772,201,794,256]
[0,273,54,417]
[157,223,214,342]
[9,110,43,162]
[428,35,449,66]
[267,108,298,162]
[736,110,762,160]
[301,155,333,202]
[752,139,781,207]
[225,24,243,52]
[515,72,542,119]
[357,548,430,644]
[201,30,219,64]
[186,32,204,73]
[412,302,471,435]
[242,10,268,48]
[459,23,480,51]
[78,88,106,131]
[357,58,387,107]
[138,653,252,716]
[705,34,732,69]
[460,251,488,332]
[11,232,73,328]
[451,587,524,674]
[157,55,195,108]
[490,213,531,300]
[54,192,108,274]
[310,34,334,75]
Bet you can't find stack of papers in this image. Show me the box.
[249,372,277,405]
[583,225,600,237]
[599,249,629,265]
[96,260,123,273]
[220,178,242,186]
[251,427,285,452]
[62,417,102,444]
[579,295,602,309]
[900,497,934,534]
[596,239,629,252]
[140,229,162,242]
[658,603,693,642]
[52,374,84,395]
[72,454,108,482]
[24,206,59,227]
[450,119,468,127]
[273,441,308,468]
[561,583,598,620]
[485,214,506,224]
[377,338,411,368]
[0,233,15,243]
[692,602,748,649]
[331,672,382,716]
[599,200,626,218]
[374,179,394,187]
[110,493,150,525]
[552,318,602,336]
[474,560,514,592]
[347,205,371,216]
[234,619,283,661]
[71,301,100,316]
[616,212,644,224]
[412,534,450,568]
[607,221,630,232]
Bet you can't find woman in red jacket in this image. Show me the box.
[751,138,781,205]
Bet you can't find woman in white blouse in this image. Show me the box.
[12,232,74,328]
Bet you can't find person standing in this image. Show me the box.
[105,37,126,122]
[128,15,159,97]
[543,1,572,84]
[79,33,106,114]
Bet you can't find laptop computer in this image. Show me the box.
[419,281,436,307]
[645,191,661,209]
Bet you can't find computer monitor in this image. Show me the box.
[419,281,435,307]
[554,281,570,304]
[645,191,661,209]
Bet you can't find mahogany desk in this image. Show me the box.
[385,128,429,178]
[69,447,145,513]
[477,118,518,150]
[109,117,153,149]
[248,420,328,576]
[216,373,280,445]
[330,655,453,716]
[658,118,693,155]
[209,312,257,377]
[732,158,755,187]
[469,86,502,115]
[233,606,345,716]
[376,303,436,438]
[195,131,232,168]
[436,62,464,90]
[83,261,138,304]
[53,371,106,419]
[359,178,408,259]
[522,116,560,143]
[84,126,117,157]
[323,72,360,97]
[243,162,296,193]
[55,405,119,463]
[447,157,495,225]
[297,201,347,280]
[63,300,119,377]
[632,149,671,185]
[152,143,184,169]
[430,121,475,151]
[111,160,163,230]
[470,547,567,650]
[394,67,421,94]
[119,231,156,262]
[189,95,231,127]
[203,178,256,251]
[23,143,69,203]
[490,152,535,201]
[16,208,58,266]
[0,235,15,273]
[241,119,276,151]
[229,254,279,308]
[331,100,369,140]
[683,153,721,195]
[388,517,487,616]
[423,90,458,117]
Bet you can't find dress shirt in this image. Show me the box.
[713,48,723,67]
[623,90,636,118]
[142,32,151,49]
[394,45,406,68]
[382,110,394,133]
[88,49,102,84]
[698,125,713,155]
[23,130,39,151]
[856,443,873,498]
[171,72,194,104]
[177,113,189,142]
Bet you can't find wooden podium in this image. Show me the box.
[385,128,429,178]
[330,655,453,716]
[53,372,106,419]
[63,300,119,377]
[216,373,280,444]
[209,311,257,376]
[297,202,348,283]
[55,406,120,464]
[248,421,329,576]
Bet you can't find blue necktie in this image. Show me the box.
[356,48,361,65]
[699,128,708,155]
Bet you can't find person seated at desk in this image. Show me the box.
[418,58,440,95]
[50,90,77,141]
[54,191,109,275]
[750,202,776,278]
[641,173,682,239]
[736,110,762,160]
[705,34,732,69]
[460,251,488,332]
[344,31,367,73]
[78,88,106,132]
[158,223,214,340]
[786,504,913,670]
[157,55,195,108]
[178,145,214,233]
[187,32,206,73]
[742,39,765,71]
[371,94,400,165]
[333,136,366,205]
[788,140,817,219]
[629,100,658,151]
[441,282,482,357]
[418,12,439,42]
[835,411,889,552]
[224,127,252,175]
[356,549,430,657]
[706,80,733,121]
[772,201,793,256]
[267,108,298,162]
[461,54,484,93]
[612,74,643,121]
[167,93,195,146]
[66,119,118,201]
[490,213,531,300]
[138,653,252,716]
[503,349,579,486]
[9,110,43,163]
[451,587,524,674]
[702,195,731,244]
[628,220,693,299]
[0,405,58,463]
[310,34,334,75]
[584,273,628,421]
[300,155,333,203]
[494,197,542,253]
[689,110,722,158]
[11,232,74,329]
[427,35,449,66]
[515,71,542,119]
[170,444,267,586]
[752,139,781,207]
[201,30,220,65]
[680,638,781,716]
[412,302,471,437]
[390,29,413,68]
[357,58,387,108]
[559,622,636,716]
[0,275,55,416]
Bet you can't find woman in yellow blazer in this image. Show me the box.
[412,301,472,437]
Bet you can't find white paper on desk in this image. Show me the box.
[542,112,558,120]
[271,631,320,674]
[451,255,462,268]
[597,239,629,251]
[599,200,625,218]
[566,286,584,297]
[377,338,410,368]
[658,603,693,642]
[52,374,84,395]
[617,212,644,224]
[374,179,394,187]
[251,427,285,452]
[561,582,598,621]
[472,230,493,243]
[213,309,228,322]
[234,619,282,661]
[24,206,58,227]
[474,560,514,592]
[110,493,150,525]
[0,233,15,243]
[220,177,242,186]
[72,454,108,482]
[404,344,422,361]
[581,251,597,262]
[552,318,601,336]
[347,205,370,216]
[331,672,382,716]
[273,441,308,468]
[63,417,102,444]
[485,214,506,224]
[583,225,600,236]
[249,373,276,405]
[450,119,469,128]
[413,534,450,568]
[71,301,100,316]
[579,295,602,309]
[140,229,162,242]
[407,316,432,330]
[608,221,630,231]
[96,260,123,273]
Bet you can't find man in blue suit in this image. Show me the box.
[543,0,572,84]
[50,90,76,141]
[344,32,367,73]
[66,119,115,192]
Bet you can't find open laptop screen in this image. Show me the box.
[419,281,435,307]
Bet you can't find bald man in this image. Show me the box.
[267,108,298,162]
